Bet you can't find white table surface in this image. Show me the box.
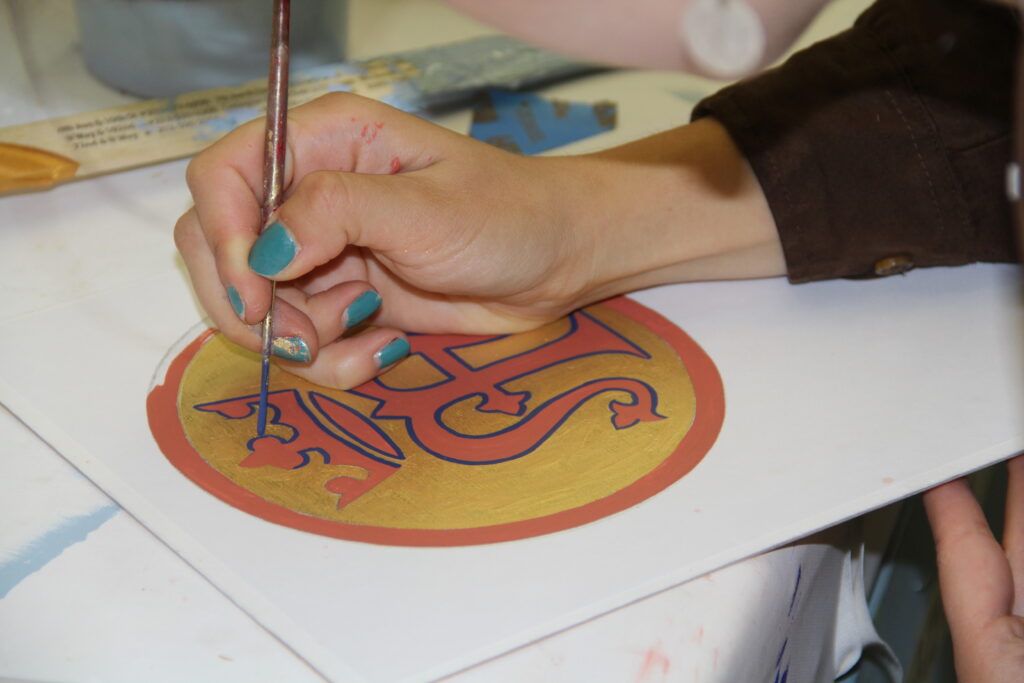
[0,1,921,681]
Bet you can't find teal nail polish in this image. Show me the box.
[249,221,296,276]
[271,336,311,363]
[226,285,245,317]
[344,290,382,329]
[375,337,410,368]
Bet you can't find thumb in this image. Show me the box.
[246,169,423,281]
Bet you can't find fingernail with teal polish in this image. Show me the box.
[226,285,245,318]
[375,337,410,368]
[249,221,296,276]
[271,336,311,363]
[344,290,382,329]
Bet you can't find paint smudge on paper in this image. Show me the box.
[209,106,262,131]
[0,504,119,598]
[772,638,790,683]
[787,565,802,616]
[635,643,671,682]
[193,106,263,141]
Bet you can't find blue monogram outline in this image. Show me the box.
[194,389,402,468]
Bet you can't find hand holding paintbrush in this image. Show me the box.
[254,0,291,436]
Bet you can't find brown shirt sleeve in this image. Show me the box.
[692,0,1018,283]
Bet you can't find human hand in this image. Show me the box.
[923,455,1024,683]
[175,93,784,389]
[175,92,601,388]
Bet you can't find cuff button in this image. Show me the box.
[874,255,914,277]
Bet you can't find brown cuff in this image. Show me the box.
[692,0,1017,283]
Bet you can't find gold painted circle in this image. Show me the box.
[151,297,723,545]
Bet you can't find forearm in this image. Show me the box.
[444,0,828,73]
[550,116,786,308]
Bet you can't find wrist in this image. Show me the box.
[555,117,786,307]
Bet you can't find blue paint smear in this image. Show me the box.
[294,63,366,82]
[775,638,788,669]
[377,81,427,113]
[470,89,616,155]
[222,106,263,129]
[0,505,119,599]
[194,106,263,142]
[787,565,802,616]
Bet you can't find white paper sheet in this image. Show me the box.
[4,1,956,679]
[2,156,1022,681]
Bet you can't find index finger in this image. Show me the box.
[1003,454,1024,614]
[923,476,1016,636]
[185,117,293,324]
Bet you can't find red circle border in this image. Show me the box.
[147,296,725,546]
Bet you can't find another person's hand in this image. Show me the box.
[175,93,784,389]
[923,455,1024,683]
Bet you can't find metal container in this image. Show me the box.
[76,0,347,97]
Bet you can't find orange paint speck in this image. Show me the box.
[882,477,894,484]
[389,157,403,174]
[635,644,671,682]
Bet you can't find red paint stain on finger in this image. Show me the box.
[389,157,403,174]
[360,121,385,144]
[636,644,671,682]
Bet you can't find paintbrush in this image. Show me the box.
[256,0,291,437]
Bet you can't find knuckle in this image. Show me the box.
[318,90,360,111]
[173,212,199,252]
[328,364,357,391]
[210,238,230,268]
[316,352,356,390]
[327,366,347,390]
[184,154,209,192]
[306,91,381,125]
[297,169,349,217]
